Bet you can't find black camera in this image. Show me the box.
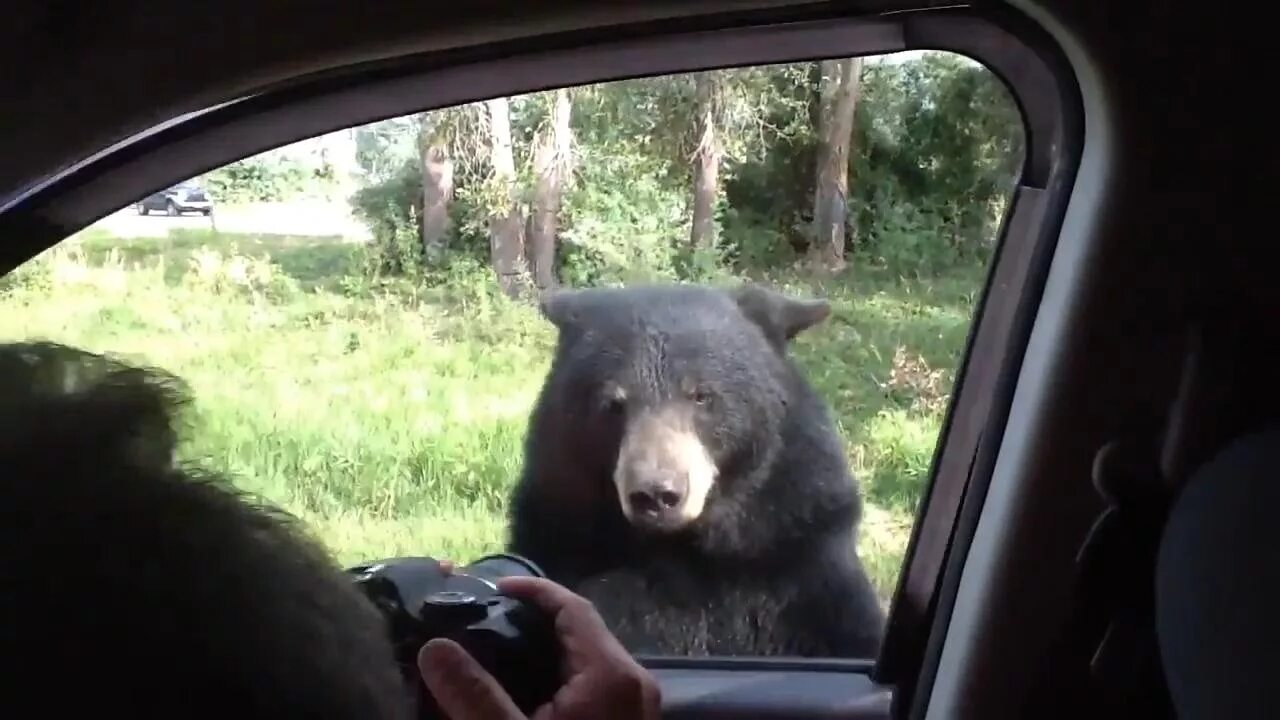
[347,553,562,719]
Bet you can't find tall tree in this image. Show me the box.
[689,71,724,250]
[485,97,527,296]
[526,88,573,290]
[811,57,863,272]
[418,114,454,266]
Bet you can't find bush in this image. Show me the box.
[204,156,330,203]
[350,160,425,276]
[557,149,689,286]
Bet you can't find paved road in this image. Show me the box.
[91,199,371,241]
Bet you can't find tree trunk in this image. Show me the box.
[485,97,526,297]
[527,88,573,290]
[811,57,863,272]
[419,115,453,266]
[689,71,723,250]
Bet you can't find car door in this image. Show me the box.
[0,3,1093,718]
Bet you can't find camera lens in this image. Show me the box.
[421,590,487,626]
[460,553,547,585]
[425,591,477,606]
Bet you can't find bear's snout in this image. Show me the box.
[626,470,687,522]
[613,405,718,532]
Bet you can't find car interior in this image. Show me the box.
[0,1,1259,719]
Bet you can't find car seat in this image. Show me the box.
[1154,422,1280,720]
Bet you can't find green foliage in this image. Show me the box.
[354,116,420,182]
[349,54,1024,288]
[348,155,495,282]
[204,155,333,203]
[848,56,1024,275]
[718,56,1027,278]
[557,145,689,286]
[349,160,424,276]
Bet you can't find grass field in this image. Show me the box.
[0,227,984,599]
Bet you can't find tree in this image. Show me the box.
[419,114,454,266]
[811,57,863,272]
[689,71,724,250]
[485,97,527,296]
[526,88,573,290]
[349,52,1027,286]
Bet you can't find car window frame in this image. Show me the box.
[0,4,1083,717]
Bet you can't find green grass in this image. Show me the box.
[0,227,983,600]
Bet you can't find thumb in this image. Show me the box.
[418,638,527,720]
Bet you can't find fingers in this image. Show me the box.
[418,638,526,720]
[496,577,663,720]
[438,559,457,575]
[500,577,617,647]
[498,577,626,664]
[497,576,602,627]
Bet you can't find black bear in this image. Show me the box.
[507,283,886,659]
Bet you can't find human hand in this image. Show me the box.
[417,576,661,720]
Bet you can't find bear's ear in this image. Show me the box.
[537,288,581,331]
[730,284,832,346]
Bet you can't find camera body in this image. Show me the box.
[347,554,561,720]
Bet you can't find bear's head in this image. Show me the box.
[536,282,831,537]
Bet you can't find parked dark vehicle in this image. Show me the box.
[135,181,213,216]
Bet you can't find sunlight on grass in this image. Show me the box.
[0,230,982,599]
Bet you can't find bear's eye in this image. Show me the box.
[691,390,712,406]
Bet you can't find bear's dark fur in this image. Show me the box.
[507,283,886,658]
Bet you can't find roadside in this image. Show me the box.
[92,198,371,241]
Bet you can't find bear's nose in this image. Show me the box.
[628,477,685,518]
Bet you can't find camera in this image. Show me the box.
[347,553,562,719]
